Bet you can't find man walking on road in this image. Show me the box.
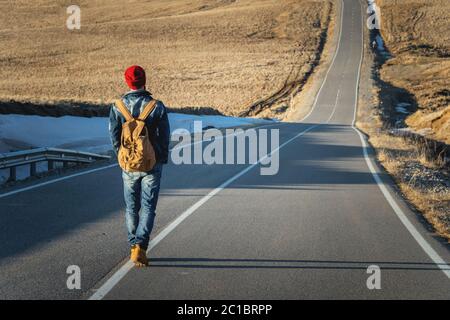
[109,65,170,267]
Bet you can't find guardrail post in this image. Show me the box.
[30,163,37,177]
[9,167,16,182]
[1,148,110,184]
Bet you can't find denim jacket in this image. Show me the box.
[109,89,170,164]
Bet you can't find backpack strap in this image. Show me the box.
[138,99,158,121]
[115,99,133,121]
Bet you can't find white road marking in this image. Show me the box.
[351,0,450,279]
[88,0,346,300]
[0,164,119,199]
[0,122,280,199]
[1,0,346,199]
[301,0,344,122]
[327,89,341,122]
[0,0,345,200]
[88,123,320,300]
[88,0,347,300]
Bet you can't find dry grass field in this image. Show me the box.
[377,0,450,144]
[0,0,332,117]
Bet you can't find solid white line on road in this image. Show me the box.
[88,123,320,300]
[351,0,450,279]
[89,0,346,299]
[90,0,449,300]
[0,164,119,199]
[90,86,341,300]
[353,128,450,279]
[0,122,280,199]
[301,0,344,123]
[0,0,346,199]
[89,0,346,300]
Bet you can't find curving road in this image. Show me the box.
[0,0,449,300]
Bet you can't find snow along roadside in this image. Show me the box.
[0,113,273,182]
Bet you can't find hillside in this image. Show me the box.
[377,0,450,143]
[0,0,332,117]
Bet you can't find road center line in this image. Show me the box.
[88,0,346,300]
[1,0,346,200]
[88,122,320,300]
[0,122,280,199]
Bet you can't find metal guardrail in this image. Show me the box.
[0,147,111,182]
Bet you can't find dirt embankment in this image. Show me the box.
[357,1,450,241]
[0,0,333,118]
[377,0,450,144]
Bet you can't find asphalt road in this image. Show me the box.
[0,0,449,300]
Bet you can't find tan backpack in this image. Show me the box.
[115,99,157,172]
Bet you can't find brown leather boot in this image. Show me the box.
[130,245,139,264]
[135,244,149,267]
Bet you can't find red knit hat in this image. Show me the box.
[124,65,146,90]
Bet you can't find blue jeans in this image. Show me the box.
[122,162,163,249]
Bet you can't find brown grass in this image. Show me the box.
[0,0,332,117]
[356,9,450,241]
[377,0,450,143]
[366,132,450,240]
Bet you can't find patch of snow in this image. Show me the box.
[0,113,272,183]
[0,115,110,154]
[0,113,272,153]
[169,113,272,133]
[395,102,412,114]
[395,106,410,114]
